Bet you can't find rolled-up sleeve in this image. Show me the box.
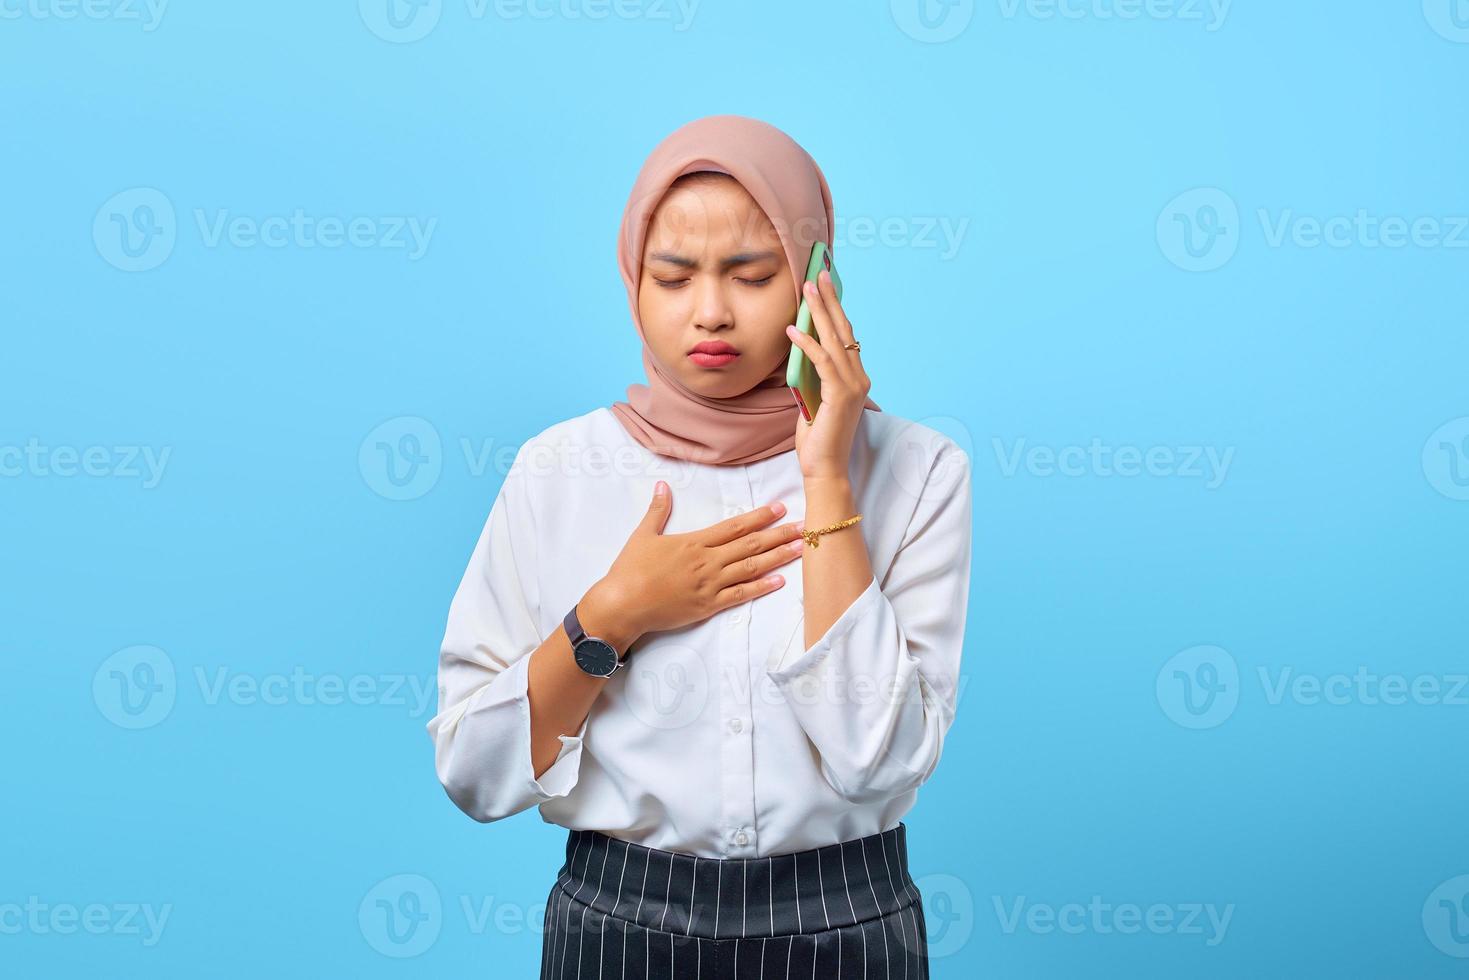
[426,448,588,822]
[765,439,972,805]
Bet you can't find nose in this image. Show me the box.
[691,276,733,333]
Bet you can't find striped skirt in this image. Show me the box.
[540,822,929,979]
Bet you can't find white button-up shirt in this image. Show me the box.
[427,406,972,858]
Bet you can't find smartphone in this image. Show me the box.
[785,241,843,423]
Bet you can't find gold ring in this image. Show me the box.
[843,341,861,351]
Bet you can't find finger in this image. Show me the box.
[712,572,786,611]
[815,268,858,350]
[701,500,786,547]
[636,480,673,535]
[801,279,856,386]
[786,321,837,388]
[711,519,805,568]
[716,537,805,589]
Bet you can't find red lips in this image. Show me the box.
[690,340,740,355]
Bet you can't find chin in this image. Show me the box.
[676,369,755,398]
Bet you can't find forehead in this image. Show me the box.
[642,180,781,253]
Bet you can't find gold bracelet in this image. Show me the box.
[800,513,862,548]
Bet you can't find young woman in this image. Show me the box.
[427,114,972,978]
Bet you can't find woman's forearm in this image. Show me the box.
[525,585,641,780]
[800,476,874,650]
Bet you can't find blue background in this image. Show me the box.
[4,1,1468,976]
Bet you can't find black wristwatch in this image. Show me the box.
[563,603,625,677]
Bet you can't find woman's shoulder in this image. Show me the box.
[515,406,622,455]
[862,408,972,476]
[504,407,632,484]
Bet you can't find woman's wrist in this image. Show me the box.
[578,579,643,657]
[803,473,852,493]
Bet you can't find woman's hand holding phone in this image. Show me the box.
[578,484,806,654]
[785,268,872,483]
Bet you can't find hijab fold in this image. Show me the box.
[609,114,880,467]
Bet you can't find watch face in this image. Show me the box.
[573,638,619,676]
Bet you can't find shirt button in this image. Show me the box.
[728,718,742,733]
[735,831,749,846]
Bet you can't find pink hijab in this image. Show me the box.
[609,114,881,467]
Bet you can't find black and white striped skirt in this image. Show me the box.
[540,822,929,979]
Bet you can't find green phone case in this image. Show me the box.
[784,241,843,422]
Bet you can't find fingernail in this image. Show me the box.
[772,501,786,515]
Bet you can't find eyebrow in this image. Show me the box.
[647,249,780,271]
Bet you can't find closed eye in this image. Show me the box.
[653,275,774,289]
